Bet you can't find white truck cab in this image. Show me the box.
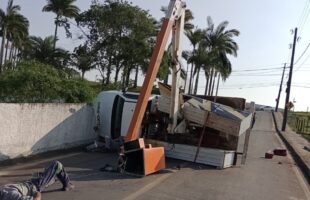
[95,91,157,143]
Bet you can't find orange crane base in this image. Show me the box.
[124,139,166,176]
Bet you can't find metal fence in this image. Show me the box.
[294,117,310,134]
[287,112,310,142]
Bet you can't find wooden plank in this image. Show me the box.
[183,105,240,136]
[158,96,171,113]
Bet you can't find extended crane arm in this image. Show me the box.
[125,0,186,142]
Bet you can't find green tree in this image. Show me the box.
[71,44,95,79]
[0,60,94,103]
[185,28,203,94]
[23,35,69,69]
[188,42,210,95]
[42,0,80,49]
[0,0,29,72]
[77,0,156,88]
[204,16,239,96]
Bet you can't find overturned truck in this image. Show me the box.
[95,87,254,169]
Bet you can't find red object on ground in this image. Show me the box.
[265,151,274,159]
[273,148,287,156]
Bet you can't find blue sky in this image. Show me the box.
[1,0,310,111]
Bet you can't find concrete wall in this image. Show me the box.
[0,103,96,161]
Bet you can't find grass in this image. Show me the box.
[303,134,310,142]
[287,111,310,142]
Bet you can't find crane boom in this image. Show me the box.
[122,0,186,176]
[126,0,186,142]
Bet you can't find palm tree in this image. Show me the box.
[214,54,232,97]
[6,14,29,61]
[185,28,203,94]
[182,50,192,92]
[190,43,211,95]
[0,0,29,72]
[24,35,69,68]
[71,44,95,79]
[203,16,239,96]
[42,0,80,49]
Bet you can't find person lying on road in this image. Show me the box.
[0,161,74,200]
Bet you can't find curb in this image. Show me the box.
[272,111,310,184]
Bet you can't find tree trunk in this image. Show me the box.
[121,68,126,89]
[194,67,200,94]
[106,57,112,85]
[188,62,194,94]
[82,71,85,79]
[214,74,221,102]
[208,68,214,96]
[115,66,120,83]
[125,67,131,87]
[53,15,59,50]
[204,73,209,96]
[184,63,189,93]
[0,28,7,72]
[211,72,217,96]
[16,49,20,63]
[134,65,139,88]
[4,40,10,63]
[188,45,196,94]
[114,60,121,83]
[13,48,18,66]
[9,45,14,62]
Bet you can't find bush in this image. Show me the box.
[0,60,95,103]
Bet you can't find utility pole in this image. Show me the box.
[275,63,286,112]
[282,28,298,131]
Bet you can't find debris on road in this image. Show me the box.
[273,148,287,156]
[265,151,274,159]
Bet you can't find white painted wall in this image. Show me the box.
[0,104,96,161]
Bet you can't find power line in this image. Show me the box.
[297,0,310,33]
[186,64,284,74]
[231,70,285,75]
[297,0,310,27]
[295,52,310,72]
[210,84,310,90]
[198,73,284,77]
[232,66,285,72]
[220,82,280,87]
[219,85,279,89]
[300,8,310,34]
[232,63,284,69]
[294,42,310,65]
[292,85,310,88]
[230,74,283,77]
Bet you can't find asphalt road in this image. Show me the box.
[0,111,309,200]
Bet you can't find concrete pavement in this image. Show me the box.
[0,111,309,200]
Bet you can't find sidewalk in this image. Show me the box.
[273,112,310,182]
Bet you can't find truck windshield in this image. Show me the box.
[111,95,125,139]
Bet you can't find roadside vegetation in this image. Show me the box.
[0,0,240,103]
[288,111,310,142]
